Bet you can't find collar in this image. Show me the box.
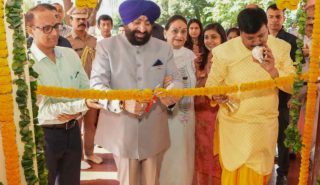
[30,43,62,62]
[71,30,89,40]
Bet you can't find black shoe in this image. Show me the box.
[276,175,288,185]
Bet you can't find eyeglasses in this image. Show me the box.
[33,23,62,34]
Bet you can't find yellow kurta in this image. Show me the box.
[205,36,295,175]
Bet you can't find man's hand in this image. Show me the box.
[85,99,104,109]
[123,100,148,116]
[253,45,279,78]
[302,45,309,57]
[212,94,229,104]
[159,96,180,107]
[159,75,180,107]
[57,113,81,122]
[163,76,173,88]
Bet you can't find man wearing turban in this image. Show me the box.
[90,0,182,185]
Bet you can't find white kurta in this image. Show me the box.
[160,47,196,185]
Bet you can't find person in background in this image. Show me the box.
[66,7,97,77]
[194,23,226,185]
[288,23,299,36]
[152,22,165,40]
[118,24,125,35]
[160,15,196,185]
[97,14,113,41]
[302,0,315,63]
[267,4,298,61]
[66,7,101,170]
[266,4,299,185]
[185,19,204,73]
[26,4,101,184]
[205,8,295,185]
[52,2,72,37]
[90,0,182,184]
[226,27,240,40]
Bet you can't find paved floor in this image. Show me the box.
[80,147,301,185]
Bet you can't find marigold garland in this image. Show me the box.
[75,0,97,8]
[277,0,299,10]
[0,0,21,183]
[36,73,320,101]
[298,0,320,183]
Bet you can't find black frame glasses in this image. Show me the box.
[33,23,62,34]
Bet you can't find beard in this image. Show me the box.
[124,27,152,46]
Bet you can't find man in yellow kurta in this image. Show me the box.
[205,8,295,184]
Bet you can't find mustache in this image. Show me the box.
[78,23,86,27]
[125,28,151,46]
[134,31,147,37]
[251,44,263,48]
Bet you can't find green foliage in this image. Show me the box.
[284,9,298,31]
[206,0,275,28]
[5,0,41,184]
[28,57,48,185]
[156,0,298,30]
[284,0,307,153]
[112,14,123,33]
[156,0,213,26]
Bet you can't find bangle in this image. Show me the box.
[210,99,218,107]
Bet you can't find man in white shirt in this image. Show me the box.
[26,4,101,185]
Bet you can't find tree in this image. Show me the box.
[156,0,213,26]
[156,0,296,31]
[204,0,275,29]
[62,0,296,31]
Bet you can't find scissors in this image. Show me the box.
[145,84,161,113]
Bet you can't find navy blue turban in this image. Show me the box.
[119,0,161,25]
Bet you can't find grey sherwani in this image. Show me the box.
[90,34,182,160]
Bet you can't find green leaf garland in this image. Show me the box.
[28,55,48,185]
[284,0,307,152]
[5,0,38,184]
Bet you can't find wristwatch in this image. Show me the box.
[107,100,124,113]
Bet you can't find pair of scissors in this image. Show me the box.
[145,84,161,113]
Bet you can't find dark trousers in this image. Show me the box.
[277,91,291,177]
[44,123,82,185]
